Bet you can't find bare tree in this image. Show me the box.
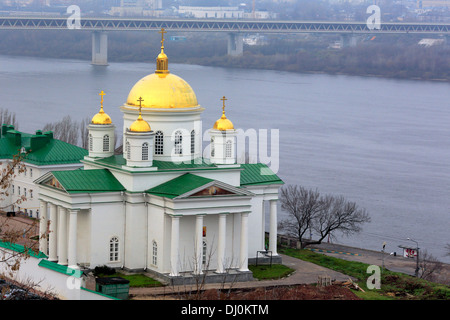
[279,185,371,249]
[0,108,19,129]
[0,151,41,272]
[313,194,371,245]
[79,117,90,150]
[278,185,323,249]
[418,250,443,282]
[43,115,79,146]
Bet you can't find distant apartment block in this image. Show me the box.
[178,6,276,19]
[110,0,163,17]
[417,0,450,8]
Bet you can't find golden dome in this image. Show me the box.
[130,116,152,132]
[91,91,112,125]
[127,73,198,109]
[126,28,199,110]
[129,97,152,132]
[214,114,234,131]
[213,96,234,131]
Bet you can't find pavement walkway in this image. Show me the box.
[129,243,450,299]
[129,253,354,299]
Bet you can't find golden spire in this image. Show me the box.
[213,96,234,131]
[130,97,152,132]
[156,28,169,74]
[91,90,112,125]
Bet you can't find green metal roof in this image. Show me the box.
[0,240,47,259]
[146,173,214,199]
[0,125,87,165]
[93,154,218,172]
[51,169,125,194]
[38,259,83,278]
[240,163,284,186]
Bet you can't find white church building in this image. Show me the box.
[35,30,284,283]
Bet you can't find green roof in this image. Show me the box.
[38,259,83,278]
[0,125,87,165]
[93,155,218,172]
[0,240,47,259]
[51,169,125,194]
[240,163,284,186]
[146,173,214,199]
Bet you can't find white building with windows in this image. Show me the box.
[0,126,87,218]
[34,31,284,284]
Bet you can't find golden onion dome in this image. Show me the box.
[127,73,198,109]
[126,28,199,110]
[214,114,234,131]
[129,116,152,132]
[91,91,112,125]
[129,97,152,132]
[213,96,234,131]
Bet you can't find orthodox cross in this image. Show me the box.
[159,28,167,48]
[220,96,227,113]
[99,90,105,109]
[137,96,144,113]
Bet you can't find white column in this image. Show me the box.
[39,201,48,255]
[68,210,78,269]
[169,215,180,277]
[269,200,278,256]
[57,206,68,265]
[216,213,227,273]
[194,214,204,275]
[239,212,249,272]
[48,203,58,262]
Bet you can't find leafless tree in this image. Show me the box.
[79,117,90,150]
[43,115,79,146]
[278,185,323,249]
[0,108,19,129]
[279,185,371,249]
[313,194,371,244]
[418,250,443,282]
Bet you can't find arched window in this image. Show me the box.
[174,131,182,155]
[89,134,93,151]
[103,135,110,152]
[155,131,163,155]
[109,237,119,262]
[126,141,130,160]
[226,140,232,158]
[191,130,195,155]
[142,142,149,161]
[210,138,215,157]
[152,241,157,266]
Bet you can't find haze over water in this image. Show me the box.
[1,54,449,263]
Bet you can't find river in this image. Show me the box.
[0,54,449,263]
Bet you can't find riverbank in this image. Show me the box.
[0,29,448,82]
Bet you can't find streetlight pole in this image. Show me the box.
[407,238,419,277]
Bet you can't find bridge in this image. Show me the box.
[1,16,449,64]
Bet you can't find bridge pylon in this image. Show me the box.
[228,33,244,56]
[92,31,108,66]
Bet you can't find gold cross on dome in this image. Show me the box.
[99,90,105,108]
[159,28,167,48]
[220,96,227,113]
[137,96,144,115]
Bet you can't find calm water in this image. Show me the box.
[1,54,449,263]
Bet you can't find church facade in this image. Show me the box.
[35,30,283,282]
